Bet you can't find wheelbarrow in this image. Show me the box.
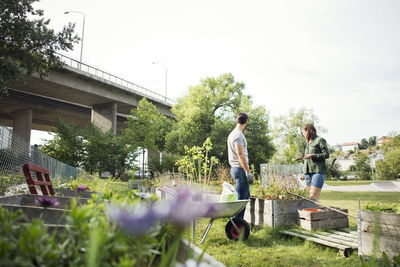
[193,199,250,244]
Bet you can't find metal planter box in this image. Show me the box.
[55,188,96,198]
[244,198,318,227]
[0,194,88,224]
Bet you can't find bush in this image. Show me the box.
[148,153,178,174]
[325,158,342,179]
[354,153,371,180]
[376,148,400,180]
[0,174,25,195]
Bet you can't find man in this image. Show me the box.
[227,112,253,219]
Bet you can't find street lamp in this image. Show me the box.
[64,11,85,68]
[152,61,167,101]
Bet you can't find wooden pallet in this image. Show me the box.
[281,228,358,257]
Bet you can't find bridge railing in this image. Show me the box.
[56,53,176,107]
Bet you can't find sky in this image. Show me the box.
[31,0,400,146]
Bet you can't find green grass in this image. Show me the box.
[324,180,372,186]
[320,191,400,202]
[194,191,400,266]
[320,191,400,228]
[194,219,360,267]
[324,180,396,186]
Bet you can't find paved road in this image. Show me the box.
[323,181,400,192]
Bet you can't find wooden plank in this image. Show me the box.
[360,221,400,238]
[298,208,348,221]
[360,232,400,260]
[30,180,52,186]
[25,163,50,174]
[299,217,349,231]
[328,230,358,238]
[291,229,358,249]
[280,230,353,257]
[359,210,400,225]
[317,232,358,244]
[244,209,273,227]
[273,199,318,214]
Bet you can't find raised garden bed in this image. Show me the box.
[244,198,318,227]
[0,194,89,224]
[358,210,400,260]
[55,188,96,198]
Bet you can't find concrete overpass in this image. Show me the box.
[0,54,175,144]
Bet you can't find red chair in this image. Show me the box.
[23,163,55,196]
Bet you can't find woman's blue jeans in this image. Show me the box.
[230,167,250,219]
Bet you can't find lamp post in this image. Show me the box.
[152,61,167,101]
[64,11,85,68]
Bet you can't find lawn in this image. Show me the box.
[324,180,372,186]
[194,191,400,267]
[324,180,397,186]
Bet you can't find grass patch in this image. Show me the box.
[194,191,400,266]
[194,218,360,267]
[324,180,372,186]
[320,191,400,202]
[320,191,400,228]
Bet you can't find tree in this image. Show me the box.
[81,125,137,177]
[375,134,400,180]
[0,0,79,95]
[41,119,84,167]
[272,107,325,163]
[375,148,400,180]
[353,152,371,180]
[359,138,369,150]
[125,98,167,151]
[125,98,168,177]
[368,136,377,147]
[166,73,243,153]
[325,158,342,179]
[240,101,275,171]
[42,119,136,176]
[381,134,400,152]
[165,73,275,172]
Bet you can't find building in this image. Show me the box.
[341,142,359,152]
[376,136,392,146]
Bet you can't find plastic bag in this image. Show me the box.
[219,182,238,202]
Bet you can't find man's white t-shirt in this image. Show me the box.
[227,127,248,168]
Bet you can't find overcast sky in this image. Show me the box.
[31,0,400,146]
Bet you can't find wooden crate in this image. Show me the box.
[244,198,318,227]
[298,207,349,231]
[358,210,400,260]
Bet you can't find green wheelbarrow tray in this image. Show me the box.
[193,199,251,244]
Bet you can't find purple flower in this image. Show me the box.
[77,184,88,191]
[106,202,171,235]
[35,196,60,207]
[106,187,215,235]
[166,188,214,225]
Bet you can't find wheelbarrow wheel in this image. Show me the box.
[225,218,250,241]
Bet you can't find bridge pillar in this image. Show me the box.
[91,103,117,134]
[13,109,33,144]
[12,109,33,166]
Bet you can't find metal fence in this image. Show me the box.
[0,123,78,193]
[260,163,304,188]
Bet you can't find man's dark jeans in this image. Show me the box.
[230,167,250,219]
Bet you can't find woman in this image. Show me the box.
[302,123,329,199]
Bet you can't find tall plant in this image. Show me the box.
[175,138,219,185]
